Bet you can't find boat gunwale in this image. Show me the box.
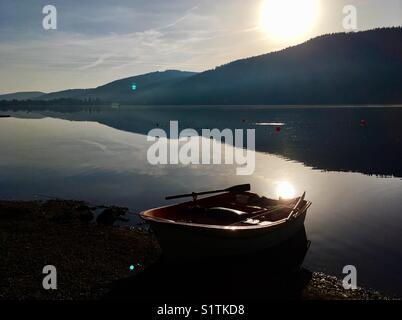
[139,201,311,231]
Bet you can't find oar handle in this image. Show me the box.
[165,193,195,200]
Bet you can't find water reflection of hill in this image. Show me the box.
[2,105,401,178]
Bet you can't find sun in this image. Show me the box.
[260,0,320,41]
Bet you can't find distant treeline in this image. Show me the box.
[0,98,105,107]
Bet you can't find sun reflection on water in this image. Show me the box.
[276,181,296,199]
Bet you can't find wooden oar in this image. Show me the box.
[229,192,306,226]
[286,192,306,221]
[165,184,251,200]
[228,205,286,226]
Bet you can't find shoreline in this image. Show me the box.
[0,199,395,300]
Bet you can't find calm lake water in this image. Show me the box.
[1,105,401,296]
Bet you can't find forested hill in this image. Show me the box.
[6,27,402,105]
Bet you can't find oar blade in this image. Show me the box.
[225,184,251,193]
[165,184,251,201]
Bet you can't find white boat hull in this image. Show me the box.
[148,209,307,260]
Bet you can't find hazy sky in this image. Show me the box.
[0,0,401,93]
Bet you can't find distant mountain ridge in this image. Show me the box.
[5,27,402,105]
[0,91,45,100]
[39,70,197,102]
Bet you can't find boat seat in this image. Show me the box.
[243,218,260,225]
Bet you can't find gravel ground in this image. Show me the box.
[0,200,395,300]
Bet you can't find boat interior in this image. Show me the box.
[142,192,309,226]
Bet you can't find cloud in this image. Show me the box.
[0,0,288,92]
[156,5,200,30]
[76,54,113,70]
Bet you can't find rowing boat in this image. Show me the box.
[140,184,311,260]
